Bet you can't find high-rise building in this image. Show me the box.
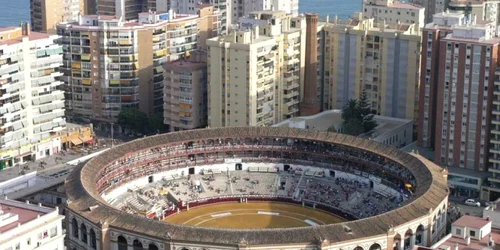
[407,0,448,24]
[164,51,208,132]
[424,15,499,171]
[362,0,425,33]
[484,68,500,200]
[30,0,88,34]
[418,12,466,148]
[57,10,212,123]
[97,0,151,20]
[207,11,306,127]
[447,0,500,25]
[166,0,299,35]
[0,24,66,168]
[321,13,421,121]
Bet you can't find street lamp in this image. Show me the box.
[111,122,114,148]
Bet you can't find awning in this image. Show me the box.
[70,138,83,145]
[80,136,94,144]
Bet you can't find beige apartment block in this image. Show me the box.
[57,9,215,123]
[207,11,306,127]
[0,24,66,169]
[322,13,421,122]
[164,51,208,132]
[362,0,425,33]
[30,0,90,34]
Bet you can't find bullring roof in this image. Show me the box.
[65,127,448,245]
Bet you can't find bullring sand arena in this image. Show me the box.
[65,127,449,250]
[164,202,345,228]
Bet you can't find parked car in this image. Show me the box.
[465,199,481,207]
[484,201,495,207]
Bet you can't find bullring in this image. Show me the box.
[65,127,449,250]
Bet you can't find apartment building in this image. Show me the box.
[429,18,499,171]
[0,25,65,169]
[321,13,421,121]
[164,51,208,132]
[485,69,500,200]
[448,0,500,25]
[407,0,448,23]
[97,0,155,20]
[0,198,65,250]
[30,0,88,34]
[362,0,425,33]
[207,11,306,127]
[166,0,299,35]
[418,12,466,148]
[57,10,211,123]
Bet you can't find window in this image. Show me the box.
[50,226,57,237]
[470,230,476,237]
[456,228,462,235]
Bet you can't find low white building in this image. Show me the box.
[0,197,65,250]
[274,109,414,148]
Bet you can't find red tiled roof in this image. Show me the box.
[452,215,491,229]
[0,203,44,233]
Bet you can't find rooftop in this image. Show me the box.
[0,199,53,233]
[453,215,491,229]
[0,31,51,46]
[436,228,500,250]
[274,110,412,140]
[387,1,424,9]
[0,26,19,33]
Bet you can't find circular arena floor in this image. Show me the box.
[164,202,346,229]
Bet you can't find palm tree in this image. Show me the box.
[342,99,360,121]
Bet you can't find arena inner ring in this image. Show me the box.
[65,127,449,250]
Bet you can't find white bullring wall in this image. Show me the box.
[102,162,401,202]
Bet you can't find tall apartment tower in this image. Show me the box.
[166,0,299,34]
[362,0,425,33]
[57,11,209,122]
[429,16,499,171]
[321,13,421,121]
[97,0,150,20]
[300,13,321,116]
[486,66,500,200]
[207,11,306,127]
[0,24,66,168]
[447,0,500,26]
[418,12,466,148]
[407,0,448,23]
[30,0,90,34]
[164,51,208,132]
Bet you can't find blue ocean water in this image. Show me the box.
[0,0,30,27]
[0,0,361,27]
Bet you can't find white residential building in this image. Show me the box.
[0,198,65,250]
[363,0,426,33]
[0,24,65,169]
[166,0,299,34]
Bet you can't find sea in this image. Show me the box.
[0,0,361,27]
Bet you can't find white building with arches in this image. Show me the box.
[64,127,449,250]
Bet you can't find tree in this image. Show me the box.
[342,99,360,121]
[357,91,377,133]
[117,109,149,134]
[342,118,364,136]
[147,112,165,134]
[340,93,377,136]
